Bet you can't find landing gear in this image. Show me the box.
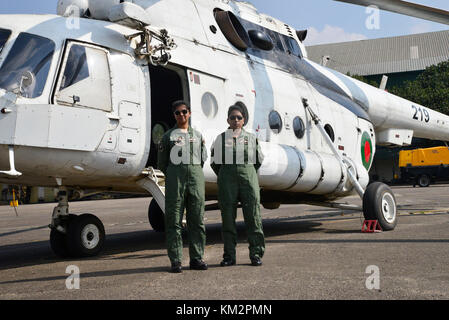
[148,198,165,232]
[363,182,397,231]
[303,99,398,230]
[49,188,105,258]
[50,228,69,258]
[66,214,105,257]
[49,214,77,258]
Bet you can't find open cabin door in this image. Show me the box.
[146,65,186,168]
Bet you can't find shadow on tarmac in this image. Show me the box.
[0,225,49,238]
[1,211,449,286]
[0,211,447,274]
[0,216,323,272]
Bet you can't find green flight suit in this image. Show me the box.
[211,129,265,261]
[157,126,207,264]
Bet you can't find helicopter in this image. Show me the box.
[1,0,449,258]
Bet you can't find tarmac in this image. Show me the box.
[0,184,448,300]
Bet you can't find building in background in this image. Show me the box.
[307,30,449,89]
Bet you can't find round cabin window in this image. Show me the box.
[324,124,335,142]
[269,110,283,134]
[293,116,305,139]
[201,92,218,119]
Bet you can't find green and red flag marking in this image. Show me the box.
[361,132,373,170]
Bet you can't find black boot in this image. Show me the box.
[170,261,182,273]
[250,257,262,266]
[190,259,208,270]
[220,258,236,267]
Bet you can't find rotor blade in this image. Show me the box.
[334,0,449,25]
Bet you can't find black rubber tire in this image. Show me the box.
[50,228,70,258]
[363,182,397,231]
[66,214,105,257]
[49,214,77,258]
[148,199,165,232]
[418,174,431,187]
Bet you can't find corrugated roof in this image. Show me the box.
[306,30,449,76]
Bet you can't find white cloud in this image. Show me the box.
[304,25,368,46]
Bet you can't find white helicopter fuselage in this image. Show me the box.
[1,0,449,203]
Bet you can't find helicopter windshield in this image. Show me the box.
[0,32,55,98]
[0,28,11,54]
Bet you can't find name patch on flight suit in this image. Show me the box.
[238,137,249,145]
[171,135,185,146]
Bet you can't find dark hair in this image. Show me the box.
[227,104,245,118]
[172,100,191,112]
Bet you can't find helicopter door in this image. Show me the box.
[51,42,113,151]
[186,70,225,145]
[146,65,185,167]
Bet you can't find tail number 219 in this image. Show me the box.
[412,105,430,123]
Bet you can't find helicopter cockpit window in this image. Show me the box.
[266,30,285,52]
[56,43,112,112]
[282,35,302,58]
[60,44,89,90]
[0,32,55,98]
[0,29,11,54]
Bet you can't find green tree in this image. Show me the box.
[389,60,449,115]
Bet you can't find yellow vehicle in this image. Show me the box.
[399,146,449,187]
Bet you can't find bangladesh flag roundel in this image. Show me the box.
[361,132,373,170]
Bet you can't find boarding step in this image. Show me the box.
[137,167,166,213]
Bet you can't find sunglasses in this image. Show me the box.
[174,109,189,116]
[229,115,243,121]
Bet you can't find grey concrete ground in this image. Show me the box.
[0,184,448,300]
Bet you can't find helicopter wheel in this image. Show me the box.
[148,199,165,232]
[66,214,105,257]
[362,182,398,231]
[49,214,77,258]
[50,229,69,258]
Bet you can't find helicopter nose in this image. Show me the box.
[0,93,16,146]
[1,107,12,114]
[0,91,17,116]
[0,145,22,177]
[0,90,17,173]
[0,91,19,176]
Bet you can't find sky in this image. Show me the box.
[0,0,448,45]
